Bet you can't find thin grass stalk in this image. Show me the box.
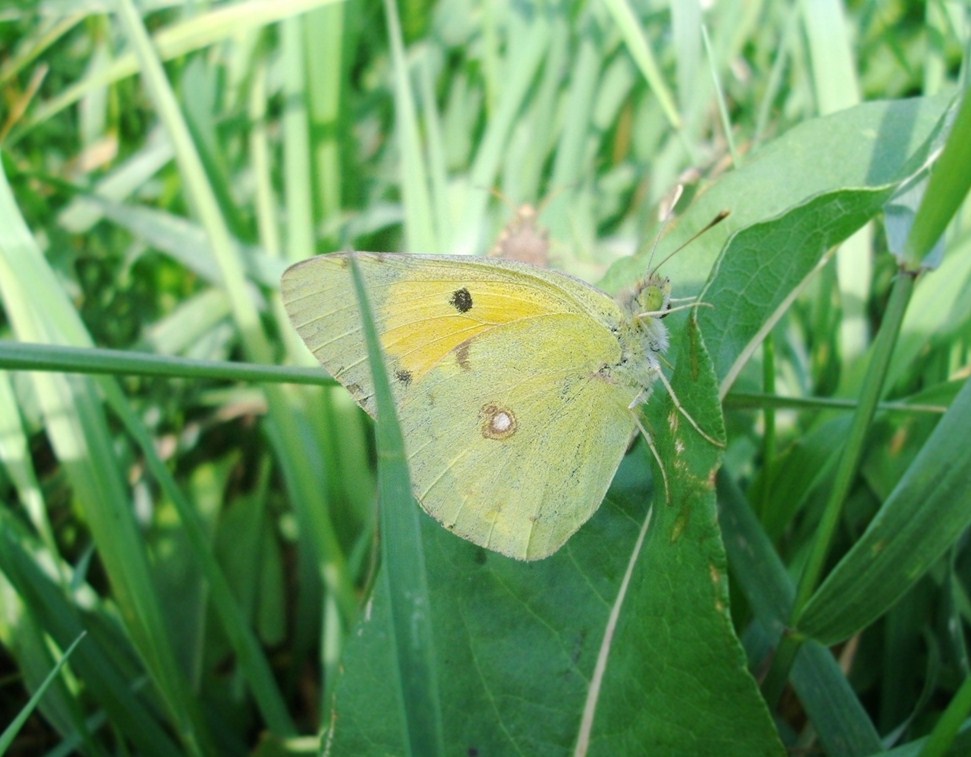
[761,267,918,706]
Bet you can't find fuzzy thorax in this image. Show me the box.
[614,274,672,405]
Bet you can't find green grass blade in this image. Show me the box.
[0,340,331,386]
[918,676,971,757]
[802,0,860,113]
[799,376,971,644]
[463,8,551,235]
[602,0,679,129]
[0,632,85,754]
[903,91,971,269]
[281,16,316,263]
[17,0,342,139]
[0,152,213,756]
[384,0,436,251]
[347,257,445,756]
[114,0,357,621]
[0,515,181,756]
[717,475,883,756]
[792,270,916,613]
[305,2,348,232]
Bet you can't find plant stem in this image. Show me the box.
[762,266,919,705]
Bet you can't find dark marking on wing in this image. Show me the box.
[454,340,472,371]
[480,403,517,440]
[450,287,473,313]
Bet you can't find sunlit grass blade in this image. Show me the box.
[463,7,551,236]
[384,0,436,251]
[281,16,315,263]
[0,154,213,754]
[0,168,295,741]
[601,0,679,129]
[114,0,356,623]
[16,0,342,140]
[0,340,329,385]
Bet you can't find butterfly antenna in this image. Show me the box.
[487,179,579,216]
[645,184,684,273]
[487,185,520,215]
[649,210,731,277]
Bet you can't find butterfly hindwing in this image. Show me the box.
[400,315,636,559]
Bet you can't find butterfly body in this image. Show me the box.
[281,252,672,560]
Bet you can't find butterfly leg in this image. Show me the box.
[632,412,670,504]
[654,370,724,449]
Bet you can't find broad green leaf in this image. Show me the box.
[324,91,956,756]
[604,92,955,299]
[584,317,779,754]
[327,310,780,754]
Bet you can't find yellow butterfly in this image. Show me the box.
[281,252,715,560]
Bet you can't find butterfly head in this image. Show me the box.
[631,273,672,319]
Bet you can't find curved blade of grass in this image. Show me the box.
[16,0,343,140]
[799,376,971,644]
[0,516,181,756]
[384,0,436,251]
[0,631,85,754]
[0,340,331,386]
[601,0,679,129]
[903,90,971,269]
[0,152,214,756]
[462,6,551,238]
[717,474,883,755]
[790,269,916,611]
[346,256,445,756]
[1,163,296,739]
[918,675,971,757]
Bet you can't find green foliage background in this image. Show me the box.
[1,1,970,755]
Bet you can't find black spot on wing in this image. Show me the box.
[450,287,473,313]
